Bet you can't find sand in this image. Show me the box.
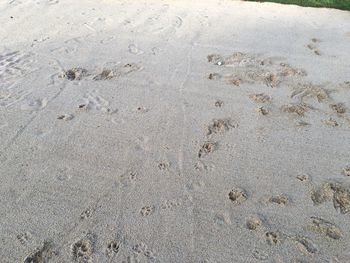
[1,0,350,262]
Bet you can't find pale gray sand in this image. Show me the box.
[1,0,350,262]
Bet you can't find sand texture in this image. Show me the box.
[1,0,350,262]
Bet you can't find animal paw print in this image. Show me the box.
[136,106,149,113]
[249,93,271,103]
[140,206,155,216]
[207,54,224,66]
[158,162,170,171]
[106,240,120,258]
[133,242,156,260]
[93,63,142,80]
[198,141,217,158]
[17,232,32,245]
[119,170,138,188]
[57,114,74,121]
[246,217,262,231]
[207,118,237,136]
[71,238,93,262]
[252,248,269,260]
[214,100,224,107]
[256,107,269,116]
[343,166,350,177]
[330,103,346,114]
[265,232,280,245]
[63,68,89,81]
[306,38,321,56]
[78,103,88,110]
[281,103,310,117]
[160,199,182,210]
[208,73,222,80]
[269,195,289,205]
[228,188,247,205]
[296,174,311,182]
[80,208,93,220]
[323,118,339,127]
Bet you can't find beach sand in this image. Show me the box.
[1,0,350,262]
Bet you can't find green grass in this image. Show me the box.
[245,0,350,11]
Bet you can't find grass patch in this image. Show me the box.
[245,0,350,11]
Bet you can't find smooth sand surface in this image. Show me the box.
[1,0,350,262]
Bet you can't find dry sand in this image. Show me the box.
[1,0,350,262]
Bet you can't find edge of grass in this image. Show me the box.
[244,0,350,11]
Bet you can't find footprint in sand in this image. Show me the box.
[214,100,224,107]
[198,141,217,158]
[228,188,248,205]
[265,231,280,245]
[80,208,94,220]
[306,38,321,55]
[92,69,116,81]
[17,232,32,245]
[252,248,269,260]
[71,237,94,263]
[246,217,262,231]
[63,67,89,81]
[207,52,308,89]
[249,93,271,104]
[330,103,346,114]
[207,54,224,66]
[343,166,350,177]
[106,240,120,258]
[256,107,269,116]
[281,103,311,117]
[80,91,115,114]
[136,106,150,113]
[279,63,307,77]
[207,118,237,136]
[306,216,342,240]
[311,181,350,214]
[269,194,290,205]
[296,174,311,182]
[57,113,74,121]
[158,161,170,171]
[160,199,181,210]
[118,170,138,188]
[63,63,142,81]
[24,241,55,263]
[93,63,142,80]
[133,242,156,260]
[228,77,241,87]
[208,73,222,80]
[246,216,283,246]
[140,205,155,216]
[323,118,339,127]
[293,236,317,256]
[78,103,89,111]
[291,83,329,103]
[194,160,215,172]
